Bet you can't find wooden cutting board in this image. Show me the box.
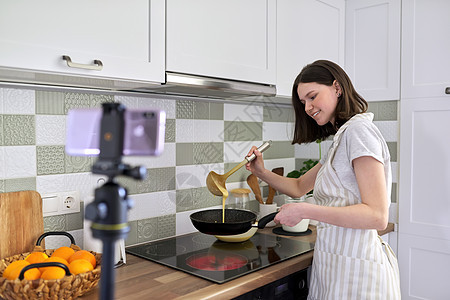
[0,191,44,259]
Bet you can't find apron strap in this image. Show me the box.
[378,235,400,278]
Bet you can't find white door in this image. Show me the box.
[345,0,401,101]
[397,233,450,299]
[398,97,450,298]
[166,0,276,85]
[401,0,450,99]
[0,0,165,83]
[276,0,345,97]
[399,98,450,239]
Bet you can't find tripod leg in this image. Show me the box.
[99,237,116,300]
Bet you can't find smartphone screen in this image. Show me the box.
[65,108,166,156]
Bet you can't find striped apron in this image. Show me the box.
[307,115,401,300]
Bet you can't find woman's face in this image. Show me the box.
[297,81,340,126]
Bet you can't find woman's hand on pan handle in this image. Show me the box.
[246,146,266,177]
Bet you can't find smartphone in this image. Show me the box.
[65,108,166,156]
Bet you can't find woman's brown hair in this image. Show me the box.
[291,60,368,144]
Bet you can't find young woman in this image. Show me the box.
[246,60,401,299]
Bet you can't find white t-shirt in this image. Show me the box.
[319,114,392,204]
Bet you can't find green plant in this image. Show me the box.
[287,159,319,178]
[287,139,322,195]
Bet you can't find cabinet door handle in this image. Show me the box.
[62,55,103,71]
[446,87,450,94]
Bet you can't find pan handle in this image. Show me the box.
[256,212,278,229]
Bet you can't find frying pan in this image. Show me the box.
[190,209,277,235]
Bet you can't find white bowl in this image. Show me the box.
[282,218,310,233]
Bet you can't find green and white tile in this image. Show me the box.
[0,115,3,146]
[64,92,90,114]
[176,100,194,119]
[225,103,263,122]
[2,88,35,114]
[3,115,35,146]
[264,106,295,122]
[4,177,36,192]
[37,145,65,175]
[0,88,401,247]
[44,214,66,232]
[165,119,176,143]
[157,214,176,239]
[90,94,115,108]
[3,146,36,178]
[137,218,158,243]
[65,155,92,173]
[66,205,84,231]
[35,115,66,145]
[36,91,65,115]
[224,121,262,141]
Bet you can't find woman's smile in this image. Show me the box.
[297,82,339,125]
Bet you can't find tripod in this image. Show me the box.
[85,103,146,300]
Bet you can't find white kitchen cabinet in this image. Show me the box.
[398,98,450,239]
[0,0,165,87]
[276,0,345,97]
[397,233,450,299]
[398,97,450,298]
[401,0,450,99]
[166,0,276,85]
[345,0,401,101]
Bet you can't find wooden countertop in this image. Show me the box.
[80,225,316,300]
[80,223,394,300]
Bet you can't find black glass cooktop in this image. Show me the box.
[126,231,314,284]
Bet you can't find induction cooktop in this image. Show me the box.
[126,231,314,284]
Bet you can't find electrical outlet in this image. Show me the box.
[42,191,80,216]
[61,191,80,213]
[64,196,75,209]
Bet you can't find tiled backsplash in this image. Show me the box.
[0,88,399,249]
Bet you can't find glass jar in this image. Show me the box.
[285,195,305,204]
[227,188,251,210]
[285,194,314,204]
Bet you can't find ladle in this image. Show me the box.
[206,141,272,196]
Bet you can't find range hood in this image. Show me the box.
[0,68,278,101]
[129,72,277,99]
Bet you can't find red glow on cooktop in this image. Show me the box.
[186,253,248,271]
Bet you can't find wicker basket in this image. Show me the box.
[0,232,101,300]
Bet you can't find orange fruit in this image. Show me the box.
[6,263,40,280]
[39,256,69,273]
[51,246,75,261]
[68,250,96,268]
[2,260,29,279]
[68,259,93,275]
[22,267,41,280]
[41,267,66,280]
[25,252,48,264]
